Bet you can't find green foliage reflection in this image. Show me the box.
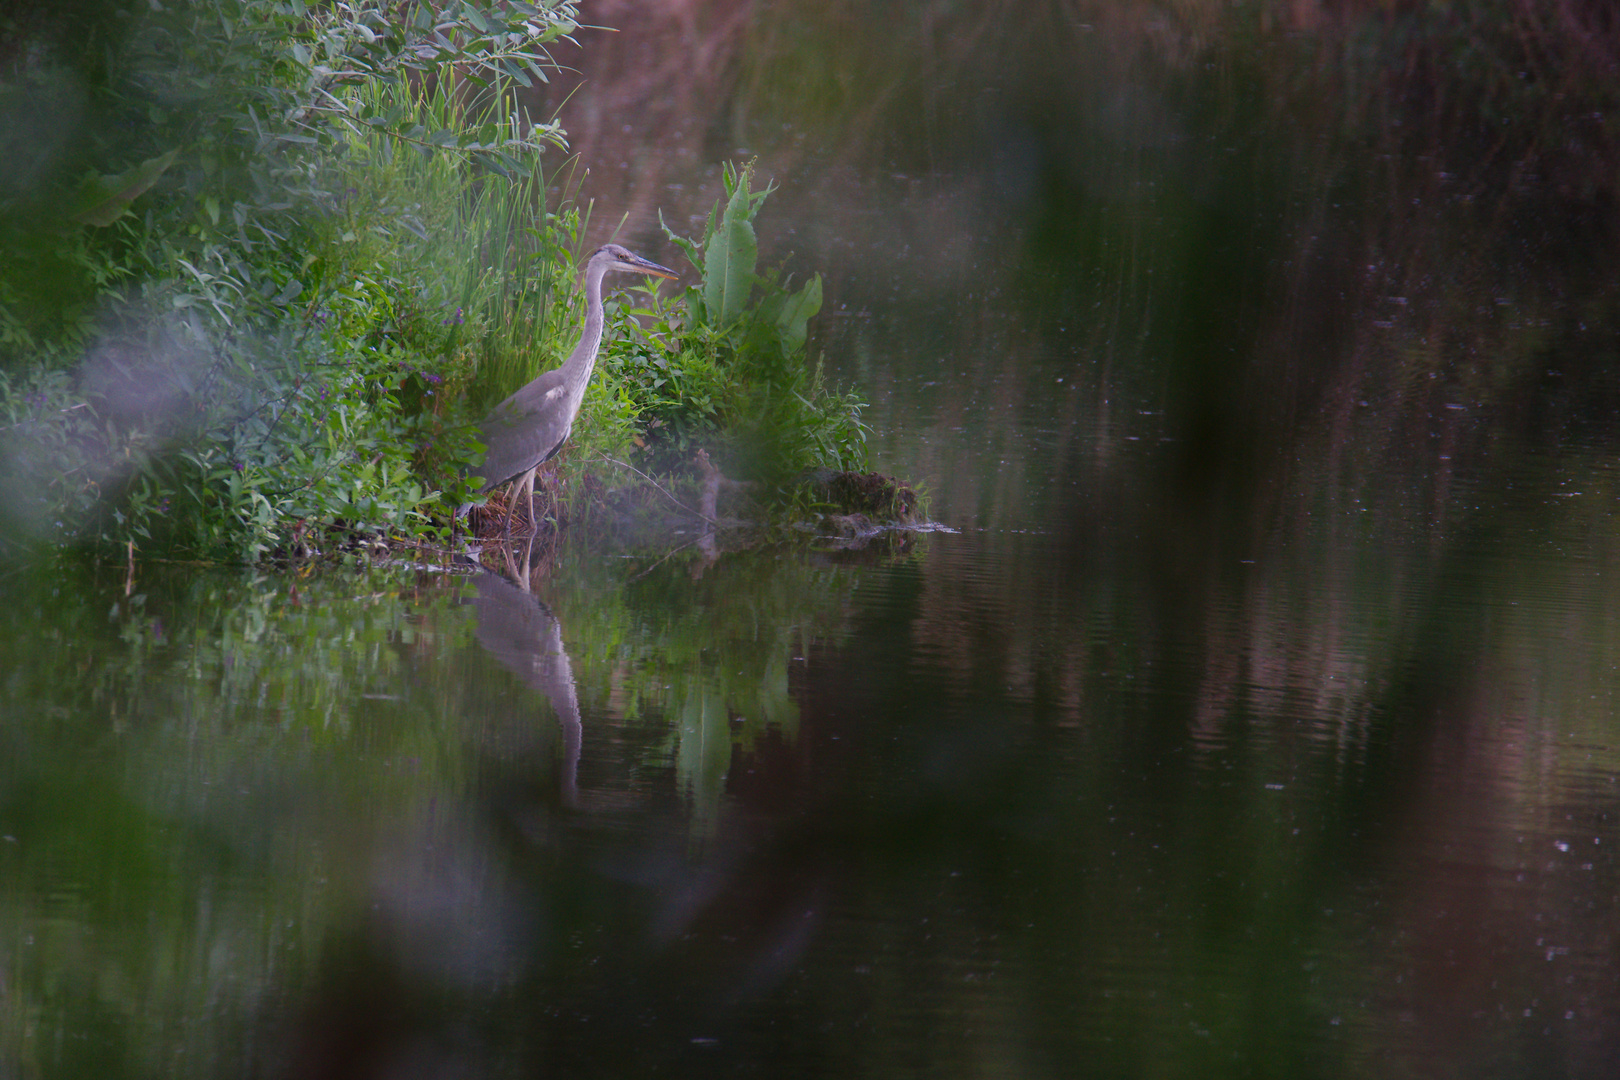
[0,558,484,1078]
[0,534,877,1073]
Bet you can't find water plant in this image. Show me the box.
[591,161,869,484]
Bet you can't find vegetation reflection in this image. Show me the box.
[0,523,899,1073]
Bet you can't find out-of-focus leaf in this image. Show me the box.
[69,150,181,227]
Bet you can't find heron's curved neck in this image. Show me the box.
[561,261,611,393]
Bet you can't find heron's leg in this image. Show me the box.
[501,476,521,538]
[525,468,540,530]
[502,466,534,537]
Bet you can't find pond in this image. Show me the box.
[6,3,1620,1077]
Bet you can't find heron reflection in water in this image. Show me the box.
[472,536,583,808]
[476,243,677,532]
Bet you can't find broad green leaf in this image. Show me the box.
[703,181,757,327]
[503,58,533,88]
[776,273,822,354]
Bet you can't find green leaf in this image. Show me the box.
[659,209,705,271]
[68,149,181,227]
[776,274,822,354]
[503,57,533,88]
[703,180,758,327]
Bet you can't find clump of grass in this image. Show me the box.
[87,72,581,562]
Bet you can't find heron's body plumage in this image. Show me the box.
[475,244,676,531]
[478,367,573,491]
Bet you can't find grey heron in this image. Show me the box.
[476,243,678,532]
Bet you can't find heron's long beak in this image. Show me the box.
[632,255,679,280]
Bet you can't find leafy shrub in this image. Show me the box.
[0,1,577,559]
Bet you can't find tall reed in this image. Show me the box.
[335,77,588,412]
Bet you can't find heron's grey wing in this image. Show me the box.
[476,370,571,491]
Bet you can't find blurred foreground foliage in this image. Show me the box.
[716,0,1620,472]
[0,0,866,562]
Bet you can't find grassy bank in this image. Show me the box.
[0,0,867,563]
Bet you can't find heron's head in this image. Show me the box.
[592,243,678,281]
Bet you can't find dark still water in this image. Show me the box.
[11,3,1620,1078]
[7,474,1620,1078]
